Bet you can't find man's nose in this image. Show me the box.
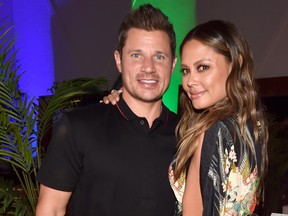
[141,58,156,73]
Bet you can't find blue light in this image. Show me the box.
[0,1,55,158]
[12,0,54,100]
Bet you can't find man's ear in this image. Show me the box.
[114,50,122,73]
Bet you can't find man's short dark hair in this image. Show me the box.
[117,4,176,59]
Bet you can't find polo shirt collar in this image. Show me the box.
[115,95,169,125]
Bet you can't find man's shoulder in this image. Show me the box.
[62,103,115,123]
[163,105,180,123]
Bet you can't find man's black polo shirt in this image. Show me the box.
[37,96,179,216]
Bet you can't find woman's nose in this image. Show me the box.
[186,73,198,87]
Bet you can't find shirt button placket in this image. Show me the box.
[140,120,145,125]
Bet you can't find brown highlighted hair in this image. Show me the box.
[175,20,268,187]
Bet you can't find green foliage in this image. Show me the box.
[0,20,38,215]
[0,177,33,216]
[0,21,108,215]
[37,77,107,153]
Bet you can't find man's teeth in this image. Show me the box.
[142,80,156,83]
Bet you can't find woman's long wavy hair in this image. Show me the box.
[174,20,268,187]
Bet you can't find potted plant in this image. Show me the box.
[0,21,108,215]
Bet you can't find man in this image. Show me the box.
[36,4,178,216]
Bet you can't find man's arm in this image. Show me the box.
[36,184,72,216]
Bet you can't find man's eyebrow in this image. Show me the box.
[154,50,170,57]
[127,49,142,53]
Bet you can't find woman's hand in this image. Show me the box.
[100,88,122,105]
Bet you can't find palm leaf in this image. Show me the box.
[1,19,109,214]
[0,21,38,214]
[0,176,15,213]
[37,77,108,147]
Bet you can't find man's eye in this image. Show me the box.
[198,65,209,71]
[131,53,141,58]
[154,54,164,61]
[180,68,189,74]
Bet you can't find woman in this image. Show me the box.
[168,20,268,215]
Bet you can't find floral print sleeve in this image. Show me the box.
[168,160,185,215]
[168,117,262,216]
[204,117,260,215]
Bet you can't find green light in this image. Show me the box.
[132,0,137,7]
[132,0,196,113]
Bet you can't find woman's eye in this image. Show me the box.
[180,68,190,74]
[198,65,209,71]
